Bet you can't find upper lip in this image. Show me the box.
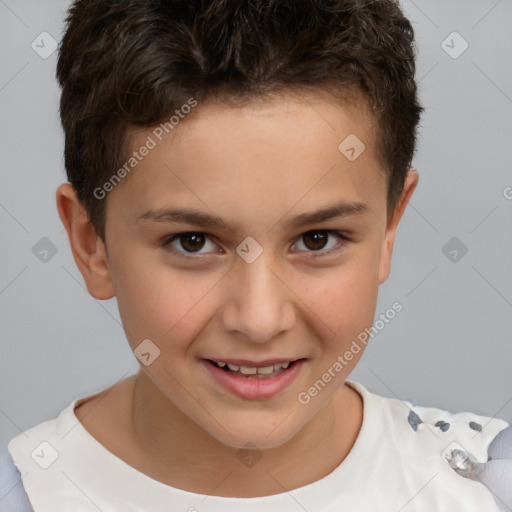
[205,357,304,367]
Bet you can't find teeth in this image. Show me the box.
[239,366,257,375]
[215,361,293,375]
[257,365,275,375]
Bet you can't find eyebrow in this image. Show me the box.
[137,199,369,234]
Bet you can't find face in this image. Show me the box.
[95,92,413,450]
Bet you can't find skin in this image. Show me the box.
[56,90,418,497]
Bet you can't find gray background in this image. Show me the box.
[1,0,511,447]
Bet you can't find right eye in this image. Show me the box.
[162,232,221,259]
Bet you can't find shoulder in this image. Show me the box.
[489,424,512,459]
[386,390,510,468]
[0,443,34,512]
[376,385,512,508]
[2,383,131,511]
[350,380,510,458]
[403,398,510,463]
[353,379,511,456]
[481,425,512,510]
[2,394,85,512]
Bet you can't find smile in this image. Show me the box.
[202,358,306,400]
[208,359,294,377]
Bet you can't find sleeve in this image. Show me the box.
[479,425,512,512]
[0,443,34,512]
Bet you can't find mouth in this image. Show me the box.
[201,358,307,400]
[205,358,303,379]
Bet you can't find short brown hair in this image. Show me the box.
[56,0,423,241]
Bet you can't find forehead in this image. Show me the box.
[110,91,386,223]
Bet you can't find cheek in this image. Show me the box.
[111,250,222,349]
[110,237,381,355]
[305,255,380,337]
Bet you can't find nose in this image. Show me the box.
[221,253,295,344]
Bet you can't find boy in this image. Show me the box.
[2,0,511,510]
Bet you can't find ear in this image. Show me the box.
[56,183,115,300]
[378,168,419,285]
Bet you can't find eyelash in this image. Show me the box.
[161,230,350,260]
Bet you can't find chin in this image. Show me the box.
[205,415,301,451]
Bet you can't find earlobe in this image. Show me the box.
[378,168,419,284]
[56,183,115,300]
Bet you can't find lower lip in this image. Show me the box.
[202,359,305,400]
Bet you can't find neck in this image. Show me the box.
[130,370,363,497]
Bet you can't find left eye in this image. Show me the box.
[292,230,347,255]
[162,230,348,259]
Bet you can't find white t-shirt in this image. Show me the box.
[7,380,509,512]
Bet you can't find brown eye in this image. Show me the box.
[163,232,218,258]
[178,233,206,252]
[293,230,348,256]
[302,231,329,251]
